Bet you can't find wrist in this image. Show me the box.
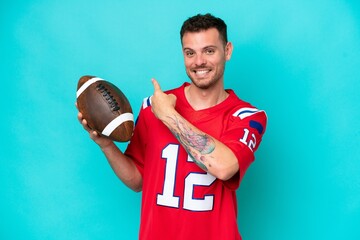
[99,140,116,152]
[160,109,178,124]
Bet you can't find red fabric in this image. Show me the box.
[125,83,267,240]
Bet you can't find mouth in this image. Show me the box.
[193,69,211,76]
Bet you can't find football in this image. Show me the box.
[76,75,134,142]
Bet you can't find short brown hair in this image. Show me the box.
[180,13,228,46]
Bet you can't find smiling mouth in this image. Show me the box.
[193,69,211,76]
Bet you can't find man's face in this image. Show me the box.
[181,28,233,90]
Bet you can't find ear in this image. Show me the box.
[225,42,233,61]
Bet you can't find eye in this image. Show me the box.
[205,48,215,55]
[185,50,195,57]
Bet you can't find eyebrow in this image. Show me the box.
[183,45,218,51]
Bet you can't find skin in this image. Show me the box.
[77,27,239,192]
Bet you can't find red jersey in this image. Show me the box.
[125,83,267,240]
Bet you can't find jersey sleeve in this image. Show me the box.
[221,108,267,190]
[124,97,152,177]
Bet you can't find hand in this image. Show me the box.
[151,78,177,121]
[76,103,113,148]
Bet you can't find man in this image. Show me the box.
[78,13,267,240]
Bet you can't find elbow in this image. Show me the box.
[210,148,239,181]
[127,183,142,192]
[124,176,143,192]
[213,164,239,181]
[132,186,142,193]
[129,179,143,192]
[215,171,235,181]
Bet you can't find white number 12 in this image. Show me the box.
[239,128,256,152]
[157,144,216,212]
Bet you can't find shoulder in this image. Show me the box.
[142,96,152,110]
[227,90,267,116]
[226,90,267,133]
[232,106,267,121]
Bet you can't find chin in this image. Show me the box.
[187,71,220,89]
[192,79,216,90]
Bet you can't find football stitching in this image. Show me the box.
[96,83,120,112]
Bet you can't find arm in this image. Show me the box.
[150,79,239,181]
[77,111,142,192]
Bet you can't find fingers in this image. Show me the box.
[152,78,161,92]
[168,93,177,102]
[81,118,99,137]
[77,111,82,121]
[76,102,102,142]
[89,129,100,139]
[77,112,86,127]
[77,111,92,132]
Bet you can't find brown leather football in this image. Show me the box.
[76,75,134,142]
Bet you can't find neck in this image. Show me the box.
[185,84,229,110]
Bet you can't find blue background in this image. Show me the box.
[1,0,360,239]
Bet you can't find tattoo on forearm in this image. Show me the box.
[167,115,215,171]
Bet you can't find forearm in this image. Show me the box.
[77,111,142,191]
[100,142,143,192]
[150,79,238,180]
[161,111,239,180]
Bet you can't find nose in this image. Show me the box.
[194,53,207,66]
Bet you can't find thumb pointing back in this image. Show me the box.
[152,78,161,92]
